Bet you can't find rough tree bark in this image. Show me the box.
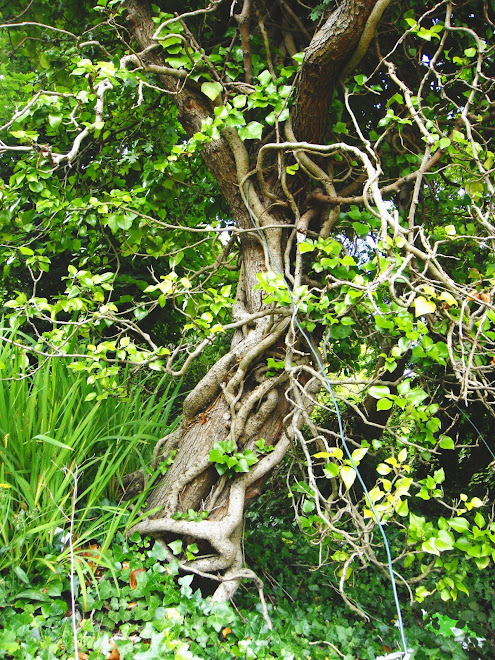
[122,0,386,600]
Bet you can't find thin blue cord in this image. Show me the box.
[453,402,495,461]
[246,183,410,656]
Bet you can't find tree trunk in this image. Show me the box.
[123,0,386,599]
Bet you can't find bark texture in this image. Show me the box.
[292,0,376,143]
[123,0,387,598]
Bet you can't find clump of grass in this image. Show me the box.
[0,329,180,582]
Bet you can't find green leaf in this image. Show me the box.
[475,556,490,569]
[447,517,470,533]
[352,222,369,236]
[48,114,63,130]
[436,529,454,550]
[14,566,30,584]
[233,94,247,108]
[354,74,367,85]
[168,539,182,555]
[298,241,314,253]
[440,436,455,450]
[323,462,340,478]
[368,385,391,399]
[286,163,299,175]
[302,499,315,513]
[28,180,44,193]
[238,121,263,141]
[314,448,343,460]
[201,81,223,101]
[33,434,73,450]
[396,499,409,516]
[235,458,250,472]
[474,512,485,528]
[422,538,440,556]
[209,449,225,463]
[351,447,368,462]
[377,398,393,410]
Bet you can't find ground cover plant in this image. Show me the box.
[1,0,495,658]
[1,522,493,659]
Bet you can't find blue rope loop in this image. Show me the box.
[245,182,411,657]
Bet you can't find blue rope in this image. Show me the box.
[453,402,495,461]
[245,183,410,657]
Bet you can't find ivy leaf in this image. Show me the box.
[149,541,168,560]
[368,385,391,399]
[377,398,393,411]
[168,539,182,555]
[447,517,470,533]
[414,295,437,316]
[439,436,455,450]
[352,222,369,236]
[209,449,225,463]
[28,180,43,193]
[474,512,485,528]
[233,94,247,108]
[201,82,223,101]
[298,241,314,253]
[323,462,340,478]
[314,448,343,460]
[48,114,62,130]
[439,291,457,306]
[396,499,409,516]
[340,465,356,490]
[422,538,440,556]
[351,447,368,462]
[238,121,263,141]
[302,499,315,513]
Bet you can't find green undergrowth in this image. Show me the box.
[0,531,383,660]
[1,522,493,659]
[242,496,495,660]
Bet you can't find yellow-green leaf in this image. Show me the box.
[201,82,223,101]
[351,447,368,462]
[314,448,343,460]
[414,295,437,316]
[439,291,458,307]
[340,465,356,490]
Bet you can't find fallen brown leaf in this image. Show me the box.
[130,568,146,589]
[106,640,120,660]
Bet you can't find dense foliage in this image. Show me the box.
[1,0,495,657]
